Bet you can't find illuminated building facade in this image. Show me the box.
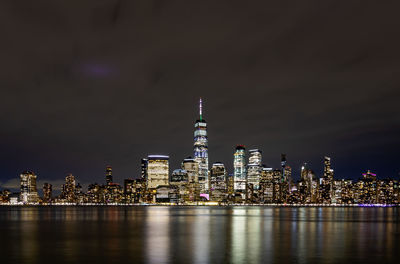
[147,155,169,189]
[171,169,188,185]
[182,157,199,183]
[20,171,39,204]
[320,156,334,203]
[210,162,227,202]
[124,179,135,195]
[210,162,226,191]
[0,190,11,204]
[193,98,209,192]
[273,169,283,202]
[7,101,400,206]
[247,149,262,190]
[259,167,274,203]
[233,145,246,194]
[106,165,113,185]
[62,174,76,203]
[299,163,317,203]
[43,183,52,203]
[141,158,148,180]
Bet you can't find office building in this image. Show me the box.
[20,171,39,204]
[233,145,246,194]
[193,98,209,192]
[247,149,262,190]
[43,183,52,203]
[106,165,113,185]
[147,155,169,189]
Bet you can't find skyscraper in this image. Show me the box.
[182,157,199,183]
[323,157,334,182]
[247,149,262,190]
[106,165,113,185]
[193,98,209,192]
[20,171,39,204]
[281,154,287,182]
[321,156,334,203]
[63,174,76,203]
[233,145,246,194]
[43,183,52,203]
[170,169,188,185]
[146,155,169,189]
[210,162,227,202]
[210,162,226,191]
[141,158,148,180]
[280,154,290,203]
[260,167,274,203]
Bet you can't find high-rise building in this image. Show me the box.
[233,145,246,193]
[170,169,188,185]
[210,162,226,191]
[43,183,52,203]
[248,149,262,165]
[279,154,290,203]
[193,98,209,192]
[141,158,148,180]
[273,169,283,202]
[299,163,317,203]
[124,179,135,194]
[147,155,169,189]
[20,171,39,204]
[63,174,76,203]
[247,149,262,190]
[281,154,287,182]
[323,157,334,182]
[182,157,199,183]
[106,165,113,185]
[260,167,274,203]
[210,162,227,202]
[321,156,334,203]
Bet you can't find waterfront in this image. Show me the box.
[0,206,399,263]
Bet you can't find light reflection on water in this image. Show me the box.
[0,206,399,264]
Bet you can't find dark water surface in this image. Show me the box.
[0,206,399,264]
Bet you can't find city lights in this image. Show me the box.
[0,99,399,206]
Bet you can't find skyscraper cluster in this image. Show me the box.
[0,98,399,205]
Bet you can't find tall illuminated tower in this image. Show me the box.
[321,156,334,203]
[146,155,169,189]
[233,145,246,194]
[194,98,209,192]
[20,171,39,204]
[247,149,262,190]
[106,165,113,185]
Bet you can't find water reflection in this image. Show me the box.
[0,206,399,263]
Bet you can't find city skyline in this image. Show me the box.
[1,3,399,264]
[0,98,398,206]
[0,96,399,192]
[1,1,400,190]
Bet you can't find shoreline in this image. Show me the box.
[0,203,398,207]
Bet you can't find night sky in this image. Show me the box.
[1,1,399,190]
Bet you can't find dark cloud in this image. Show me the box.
[0,0,400,189]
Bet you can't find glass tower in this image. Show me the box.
[106,165,113,185]
[233,145,246,193]
[247,149,262,190]
[20,171,39,204]
[146,155,169,189]
[194,98,209,192]
[210,162,226,191]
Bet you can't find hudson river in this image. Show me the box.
[0,206,399,263]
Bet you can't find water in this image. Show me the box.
[0,206,399,264]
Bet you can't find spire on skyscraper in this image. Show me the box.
[199,97,203,121]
